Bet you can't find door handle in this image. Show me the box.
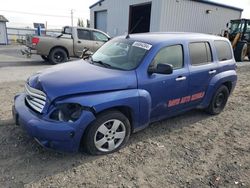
[77,41,81,43]
[208,70,217,74]
[176,76,186,81]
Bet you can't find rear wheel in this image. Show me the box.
[48,48,68,64]
[206,85,229,115]
[83,110,131,155]
[234,41,247,62]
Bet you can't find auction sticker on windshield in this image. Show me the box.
[132,41,152,50]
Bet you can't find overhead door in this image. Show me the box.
[95,10,107,33]
[0,23,7,44]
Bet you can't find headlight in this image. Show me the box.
[50,103,82,122]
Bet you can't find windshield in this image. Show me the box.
[229,20,244,34]
[91,38,151,70]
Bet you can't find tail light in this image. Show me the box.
[32,37,40,45]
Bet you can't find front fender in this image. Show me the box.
[56,89,152,132]
[200,70,237,108]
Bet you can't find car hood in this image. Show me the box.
[28,60,137,101]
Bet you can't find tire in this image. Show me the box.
[234,41,247,62]
[206,85,229,115]
[83,110,131,155]
[48,48,68,64]
[41,55,48,61]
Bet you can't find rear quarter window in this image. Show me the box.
[214,40,233,61]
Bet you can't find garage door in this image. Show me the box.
[95,10,107,33]
[0,23,7,44]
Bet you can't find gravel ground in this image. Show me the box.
[0,65,249,188]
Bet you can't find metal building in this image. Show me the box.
[90,0,243,37]
[0,15,8,45]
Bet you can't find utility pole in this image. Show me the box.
[71,9,74,26]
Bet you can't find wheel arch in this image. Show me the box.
[49,46,69,58]
[222,81,233,94]
[200,70,237,108]
[93,106,134,132]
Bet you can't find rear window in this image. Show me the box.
[189,42,212,65]
[214,40,233,61]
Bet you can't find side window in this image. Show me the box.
[93,31,109,42]
[246,21,250,33]
[189,42,212,66]
[152,45,183,70]
[214,40,233,61]
[77,29,91,40]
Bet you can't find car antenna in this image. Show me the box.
[126,16,144,39]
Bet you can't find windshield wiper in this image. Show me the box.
[91,58,111,68]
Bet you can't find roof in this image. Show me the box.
[90,0,243,11]
[115,32,229,46]
[194,0,243,12]
[90,0,105,9]
[0,15,8,22]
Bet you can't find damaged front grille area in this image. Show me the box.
[25,83,46,113]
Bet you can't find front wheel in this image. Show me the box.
[83,111,131,155]
[206,85,229,115]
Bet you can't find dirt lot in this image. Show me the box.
[0,64,249,188]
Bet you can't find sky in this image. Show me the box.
[0,0,249,29]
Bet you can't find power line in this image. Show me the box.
[0,9,70,18]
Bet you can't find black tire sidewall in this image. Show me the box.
[234,42,247,62]
[83,110,131,155]
[49,48,68,64]
[207,85,229,115]
[41,55,48,61]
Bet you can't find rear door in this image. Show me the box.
[187,41,218,107]
[74,29,93,56]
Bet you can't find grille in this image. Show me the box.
[25,83,46,113]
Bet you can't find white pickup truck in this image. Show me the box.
[22,26,110,64]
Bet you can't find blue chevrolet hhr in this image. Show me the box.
[13,33,237,155]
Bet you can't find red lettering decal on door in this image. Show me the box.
[168,92,205,108]
[180,96,191,104]
[168,98,181,107]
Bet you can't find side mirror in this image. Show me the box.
[148,63,173,75]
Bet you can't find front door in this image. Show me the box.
[92,31,109,52]
[139,44,189,121]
